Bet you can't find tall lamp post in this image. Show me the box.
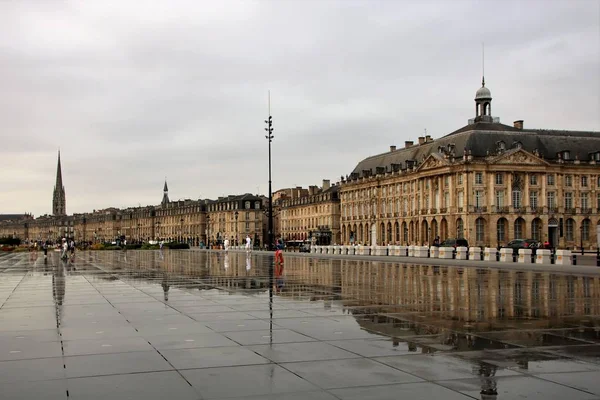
[235,211,239,246]
[265,109,274,251]
[206,214,210,249]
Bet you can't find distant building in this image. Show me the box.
[279,179,341,244]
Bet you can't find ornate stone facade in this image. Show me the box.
[339,79,600,249]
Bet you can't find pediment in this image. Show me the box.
[492,149,549,166]
[416,154,449,171]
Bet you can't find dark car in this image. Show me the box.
[505,239,541,254]
[439,238,469,248]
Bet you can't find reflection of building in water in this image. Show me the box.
[91,251,600,331]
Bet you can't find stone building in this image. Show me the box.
[206,193,266,248]
[340,77,600,249]
[279,179,341,244]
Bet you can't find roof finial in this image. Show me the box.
[481,42,485,87]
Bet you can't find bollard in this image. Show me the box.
[469,247,481,261]
[430,246,439,258]
[456,246,468,260]
[555,249,572,266]
[398,246,408,257]
[518,248,533,264]
[536,249,551,264]
[499,248,513,263]
[484,247,497,261]
[439,246,453,259]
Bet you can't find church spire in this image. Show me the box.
[52,150,66,216]
[161,179,170,206]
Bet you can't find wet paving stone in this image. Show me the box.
[1,250,600,399]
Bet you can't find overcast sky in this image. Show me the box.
[1,0,598,217]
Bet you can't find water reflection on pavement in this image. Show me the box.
[0,250,599,400]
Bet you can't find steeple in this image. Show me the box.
[161,179,170,206]
[52,151,66,216]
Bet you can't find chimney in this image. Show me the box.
[425,135,432,142]
[390,145,396,152]
[418,136,425,145]
[513,120,524,129]
[405,141,414,148]
[322,179,330,191]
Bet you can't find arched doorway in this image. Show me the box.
[386,222,392,244]
[582,218,591,243]
[496,217,508,247]
[394,222,399,244]
[421,220,429,245]
[358,224,363,244]
[514,217,525,239]
[440,218,448,240]
[456,218,464,239]
[342,225,346,244]
[475,217,486,244]
[431,219,438,242]
[548,218,558,248]
[401,221,407,244]
[531,218,542,242]
[409,221,415,244]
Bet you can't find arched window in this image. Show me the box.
[566,218,575,241]
[496,218,507,242]
[582,219,591,241]
[514,217,525,239]
[532,218,542,241]
[476,218,485,243]
[456,218,464,239]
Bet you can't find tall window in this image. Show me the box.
[475,191,484,207]
[529,191,538,208]
[497,219,506,242]
[514,219,524,239]
[495,173,503,185]
[444,192,449,208]
[496,190,504,207]
[547,174,555,186]
[582,219,590,241]
[565,192,573,209]
[565,175,573,187]
[475,172,483,185]
[532,219,542,241]
[547,192,556,209]
[530,174,538,185]
[597,193,600,209]
[581,192,589,210]
[458,174,463,185]
[457,219,464,238]
[476,218,485,242]
[581,176,588,187]
[458,191,464,208]
[512,190,522,208]
[444,175,449,187]
[566,219,574,241]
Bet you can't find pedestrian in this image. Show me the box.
[433,236,440,246]
[275,238,284,264]
[224,238,230,252]
[245,235,252,252]
[61,239,68,260]
[43,241,48,258]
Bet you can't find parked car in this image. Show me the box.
[504,239,541,254]
[439,238,469,248]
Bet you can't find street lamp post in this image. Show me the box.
[265,112,274,251]
[580,224,584,255]
[180,218,184,243]
[206,214,210,249]
[234,211,239,246]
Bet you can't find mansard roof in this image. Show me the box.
[351,121,599,177]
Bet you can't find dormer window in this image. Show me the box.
[496,141,506,152]
[512,141,522,149]
[563,151,571,160]
[591,152,600,161]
